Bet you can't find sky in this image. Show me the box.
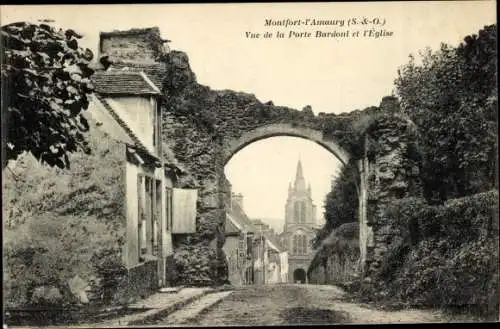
[225,137,341,232]
[1,2,496,233]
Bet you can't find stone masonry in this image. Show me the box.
[361,114,423,281]
[98,26,423,286]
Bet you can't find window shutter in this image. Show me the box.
[238,235,246,257]
[153,179,161,256]
[137,174,146,259]
[145,177,153,255]
[165,187,173,231]
[172,188,197,233]
[246,235,253,256]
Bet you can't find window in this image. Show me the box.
[294,202,299,223]
[153,178,161,256]
[300,201,306,223]
[246,235,252,256]
[152,103,161,156]
[301,235,307,254]
[294,201,307,223]
[138,176,146,257]
[238,235,246,257]
[228,252,237,272]
[292,233,308,255]
[138,174,162,261]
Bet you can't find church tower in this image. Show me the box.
[281,159,318,283]
[284,160,316,227]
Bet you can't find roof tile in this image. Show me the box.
[107,62,167,91]
[226,201,256,234]
[92,71,160,95]
[225,218,241,235]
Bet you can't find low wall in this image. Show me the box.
[126,260,159,300]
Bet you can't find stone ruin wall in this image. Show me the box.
[99,27,422,286]
[361,114,423,281]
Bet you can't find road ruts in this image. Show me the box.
[178,284,448,326]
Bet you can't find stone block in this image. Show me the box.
[200,193,220,208]
[31,286,63,305]
[68,275,91,304]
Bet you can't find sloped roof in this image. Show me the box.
[251,218,269,229]
[108,62,168,91]
[250,219,284,251]
[225,216,241,235]
[92,70,160,96]
[262,230,285,252]
[90,67,184,172]
[226,201,256,235]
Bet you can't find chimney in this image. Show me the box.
[232,192,244,210]
[98,27,170,64]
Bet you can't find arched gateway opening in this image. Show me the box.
[223,123,350,166]
[221,123,369,277]
[293,268,307,284]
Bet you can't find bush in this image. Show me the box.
[3,117,127,308]
[352,191,499,319]
[374,197,428,283]
[308,222,360,282]
[3,117,126,229]
[396,236,499,318]
[418,190,498,245]
[391,190,499,318]
[89,247,128,305]
[4,214,124,308]
[312,161,359,249]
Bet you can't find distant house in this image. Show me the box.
[224,193,256,285]
[251,219,288,284]
[88,27,196,298]
[262,232,282,284]
[280,251,289,283]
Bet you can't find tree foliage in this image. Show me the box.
[3,116,126,229]
[395,24,497,202]
[392,191,499,318]
[312,161,359,249]
[1,22,95,169]
[3,118,127,307]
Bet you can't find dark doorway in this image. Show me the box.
[293,268,306,283]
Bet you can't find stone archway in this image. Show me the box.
[221,123,368,274]
[160,50,421,284]
[117,37,423,286]
[222,123,350,166]
[293,268,307,284]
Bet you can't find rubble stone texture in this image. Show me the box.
[159,49,421,286]
[97,27,424,286]
[362,115,423,281]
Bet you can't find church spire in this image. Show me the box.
[295,159,304,181]
[294,159,306,191]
